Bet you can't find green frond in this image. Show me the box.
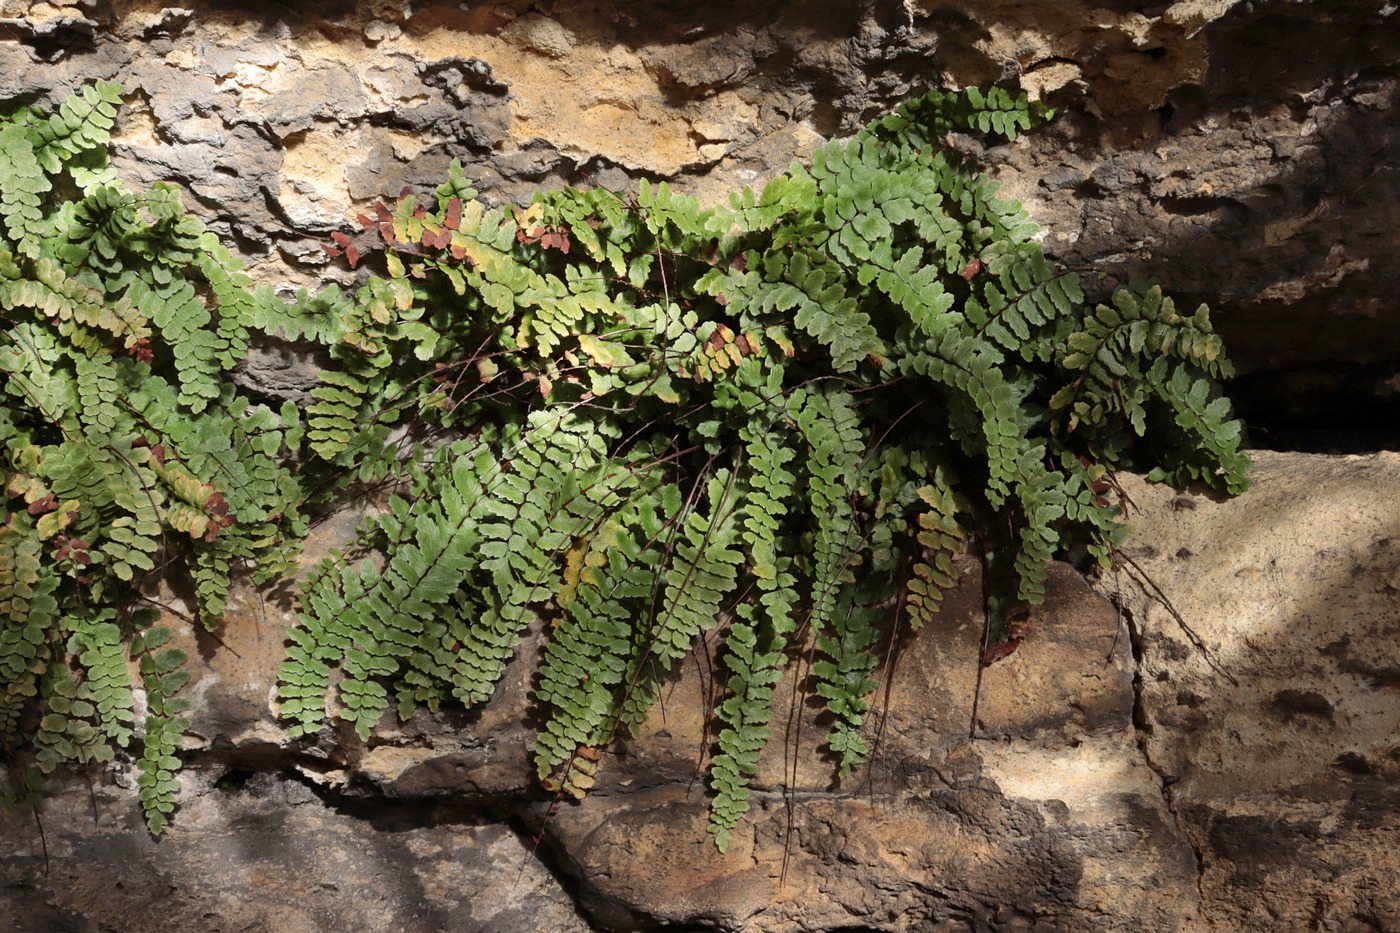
[28,81,122,175]
[612,473,743,739]
[968,242,1085,360]
[532,494,679,783]
[131,623,190,834]
[866,85,1054,150]
[906,468,967,629]
[0,126,51,257]
[68,611,136,746]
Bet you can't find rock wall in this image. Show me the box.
[3,2,1400,931]
[1114,453,1400,932]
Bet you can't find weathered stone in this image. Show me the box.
[3,453,1400,931]
[0,769,591,933]
[528,562,1193,932]
[229,337,332,405]
[3,0,1394,374]
[1111,451,1400,932]
[248,64,369,138]
[3,0,1400,928]
[140,539,1197,931]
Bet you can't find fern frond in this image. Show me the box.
[125,279,223,411]
[814,593,883,776]
[0,321,79,428]
[1146,366,1252,494]
[306,368,373,460]
[28,81,122,175]
[0,126,51,257]
[900,331,1027,506]
[61,184,140,274]
[0,516,59,738]
[906,468,967,629]
[866,85,1054,149]
[286,478,483,739]
[33,662,113,773]
[1,253,150,352]
[458,412,625,708]
[532,495,678,785]
[788,387,889,774]
[73,353,121,442]
[968,242,1085,360]
[705,399,807,845]
[69,610,137,746]
[131,623,190,834]
[700,249,885,373]
[614,472,743,737]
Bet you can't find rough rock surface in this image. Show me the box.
[3,1,1400,930]
[4,452,1399,930]
[1112,451,1400,933]
[0,768,593,933]
[518,559,1181,933]
[1,0,1397,379]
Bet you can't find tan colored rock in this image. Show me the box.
[4,0,1397,371]
[538,562,1197,932]
[7,452,1400,931]
[1112,451,1400,932]
[3,0,1400,927]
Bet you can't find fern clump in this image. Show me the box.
[275,86,1249,848]
[1,83,1250,846]
[0,85,326,831]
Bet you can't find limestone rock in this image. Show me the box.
[3,453,1400,931]
[136,540,1200,932]
[0,0,1395,372]
[2,0,1400,928]
[1111,451,1400,932]
[0,769,591,933]
[531,564,1194,933]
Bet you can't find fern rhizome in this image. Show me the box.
[0,83,1250,844]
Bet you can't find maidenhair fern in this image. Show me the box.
[1,83,1251,846]
[277,84,1248,849]
[0,84,326,831]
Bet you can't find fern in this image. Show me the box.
[280,451,483,739]
[131,622,190,834]
[28,82,123,176]
[0,85,323,831]
[69,610,136,746]
[866,85,1054,148]
[708,400,800,848]
[0,124,50,258]
[906,468,967,629]
[2,83,1251,847]
[272,81,1248,845]
[618,472,744,731]
[532,486,682,788]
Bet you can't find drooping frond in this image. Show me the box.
[0,84,324,831]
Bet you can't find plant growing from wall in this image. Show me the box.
[0,83,336,831]
[0,83,1249,845]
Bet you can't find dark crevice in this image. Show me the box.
[1157,195,1242,217]
[1116,597,1210,910]
[1233,361,1400,454]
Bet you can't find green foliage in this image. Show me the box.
[0,85,326,830]
[2,83,1250,846]
[131,621,189,833]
